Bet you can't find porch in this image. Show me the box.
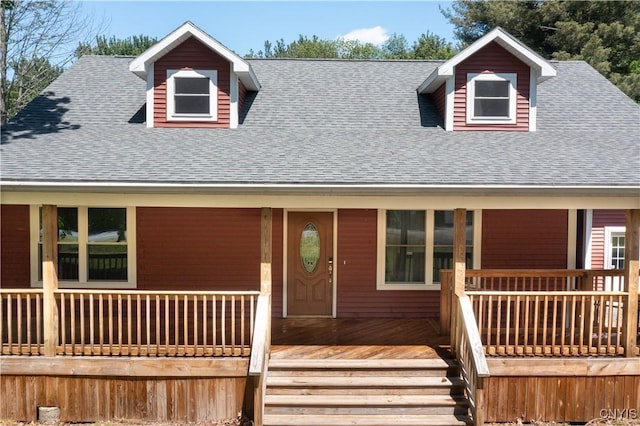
[1,208,639,425]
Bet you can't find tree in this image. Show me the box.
[1,0,95,123]
[411,32,457,60]
[245,32,456,60]
[442,0,640,102]
[76,35,158,58]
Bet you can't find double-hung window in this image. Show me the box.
[167,69,218,121]
[377,210,478,290]
[31,206,135,288]
[466,73,517,124]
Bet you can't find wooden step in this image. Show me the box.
[263,354,470,426]
[267,375,463,388]
[268,358,456,370]
[265,394,467,407]
[263,413,471,426]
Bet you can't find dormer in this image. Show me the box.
[129,22,260,129]
[418,27,556,132]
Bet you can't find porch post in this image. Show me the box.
[453,208,467,296]
[260,207,272,296]
[42,205,59,357]
[623,209,639,357]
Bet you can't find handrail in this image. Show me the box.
[249,294,270,376]
[453,294,489,426]
[247,294,271,426]
[55,289,261,296]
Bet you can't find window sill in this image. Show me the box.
[167,115,217,122]
[31,281,137,289]
[376,283,442,291]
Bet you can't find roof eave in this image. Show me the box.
[417,27,556,93]
[128,21,261,90]
[2,181,639,198]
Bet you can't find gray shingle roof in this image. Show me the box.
[1,55,639,192]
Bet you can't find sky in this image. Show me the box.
[81,1,458,56]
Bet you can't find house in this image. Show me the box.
[1,22,639,425]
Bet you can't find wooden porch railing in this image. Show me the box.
[451,294,489,426]
[1,289,260,357]
[468,291,626,356]
[0,290,44,355]
[442,270,639,357]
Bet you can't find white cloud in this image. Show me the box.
[338,26,389,46]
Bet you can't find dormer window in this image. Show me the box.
[467,73,517,124]
[167,69,218,121]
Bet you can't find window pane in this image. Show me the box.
[175,95,210,114]
[174,77,209,94]
[386,211,425,245]
[58,207,78,243]
[88,245,127,281]
[386,245,425,283]
[59,244,79,280]
[434,211,473,246]
[475,80,509,97]
[89,208,127,243]
[474,99,509,117]
[433,211,473,283]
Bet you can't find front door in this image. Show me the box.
[287,212,333,316]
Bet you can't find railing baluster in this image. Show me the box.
[221,295,226,355]
[183,295,188,355]
[146,295,151,356]
[231,295,236,353]
[89,294,94,355]
[70,293,76,355]
[79,293,85,355]
[117,294,123,355]
[17,294,22,354]
[26,294,32,354]
[137,294,142,355]
[127,294,132,356]
[213,295,217,354]
[156,294,161,356]
[192,295,198,356]
[165,295,170,356]
[99,294,104,355]
[202,295,208,355]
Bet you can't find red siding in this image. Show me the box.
[1,205,31,288]
[153,37,231,128]
[432,82,446,122]
[482,210,568,269]
[453,42,530,131]
[590,210,626,269]
[137,208,262,290]
[336,209,438,318]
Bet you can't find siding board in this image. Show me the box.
[590,210,626,269]
[336,209,437,318]
[1,204,31,288]
[482,210,568,269]
[154,37,231,128]
[453,42,530,131]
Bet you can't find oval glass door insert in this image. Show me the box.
[300,223,320,273]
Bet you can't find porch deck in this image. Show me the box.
[271,317,449,360]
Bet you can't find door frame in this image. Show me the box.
[283,209,338,318]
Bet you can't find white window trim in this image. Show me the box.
[166,69,218,122]
[466,73,517,124]
[376,209,481,291]
[604,226,626,270]
[30,206,137,289]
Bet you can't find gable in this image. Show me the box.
[153,37,232,128]
[453,41,531,131]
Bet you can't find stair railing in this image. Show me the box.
[247,293,271,426]
[452,293,490,426]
